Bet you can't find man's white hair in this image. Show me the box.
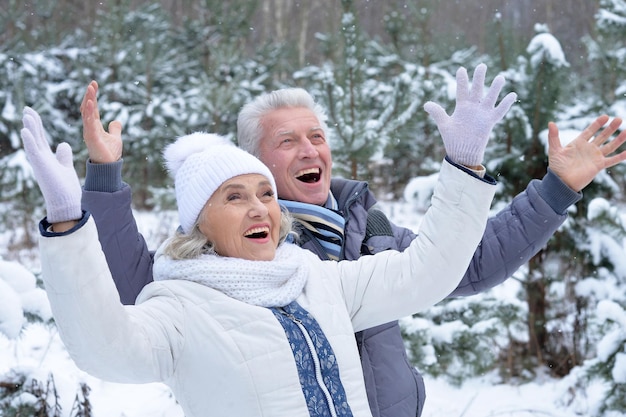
[236,88,330,157]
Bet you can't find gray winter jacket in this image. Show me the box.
[81,158,581,417]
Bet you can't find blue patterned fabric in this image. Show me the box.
[280,194,345,261]
[271,301,354,417]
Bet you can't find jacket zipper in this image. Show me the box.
[280,308,338,417]
[332,180,369,260]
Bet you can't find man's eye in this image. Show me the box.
[227,194,241,201]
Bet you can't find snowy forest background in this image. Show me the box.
[1,0,626,415]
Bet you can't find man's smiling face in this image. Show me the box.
[258,107,332,205]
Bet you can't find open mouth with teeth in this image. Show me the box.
[296,167,321,183]
[244,227,270,239]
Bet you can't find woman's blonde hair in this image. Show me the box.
[163,208,295,260]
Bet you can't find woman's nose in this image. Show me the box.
[249,198,269,217]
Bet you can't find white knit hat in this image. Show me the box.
[163,132,277,234]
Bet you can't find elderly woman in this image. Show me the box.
[22,106,497,416]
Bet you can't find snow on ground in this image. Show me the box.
[0,203,623,416]
[0,322,592,417]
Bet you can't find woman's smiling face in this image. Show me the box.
[198,174,281,261]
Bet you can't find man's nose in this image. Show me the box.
[299,138,318,158]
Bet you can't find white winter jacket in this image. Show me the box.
[39,160,495,417]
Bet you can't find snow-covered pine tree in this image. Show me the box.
[402,25,587,384]
[490,25,580,378]
[584,0,626,106]
[583,0,626,195]
[80,1,285,209]
[380,1,474,195]
[294,0,434,195]
[0,371,63,417]
[0,40,85,248]
[559,197,626,416]
[172,0,279,137]
[78,3,193,207]
[560,1,626,413]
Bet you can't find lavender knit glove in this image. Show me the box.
[21,107,82,223]
[424,64,517,167]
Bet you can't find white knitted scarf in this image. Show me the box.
[153,243,309,308]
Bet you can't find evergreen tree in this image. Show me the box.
[584,0,626,106]
[379,2,479,194]
[294,0,431,191]
[0,150,45,249]
[382,0,465,66]
[560,198,626,416]
[402,288,529,384]
[558,3,626,413]
[76,1,284,208]
[77,3,187,207]
[583,0,626,192]
[402,26,605,383]
[0,44,86,247]
[490,25,576,376]
[0,371,64,417]
[489,22,626,383]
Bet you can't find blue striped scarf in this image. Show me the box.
[279,194,345,261]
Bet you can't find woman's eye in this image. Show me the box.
[259,188,274,199]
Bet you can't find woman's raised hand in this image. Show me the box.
[21,107,82,224]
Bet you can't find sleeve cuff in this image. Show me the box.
[533,168,582,215]
[84,159,124,192]
[445,156,496,185]
[40,211,91,237]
